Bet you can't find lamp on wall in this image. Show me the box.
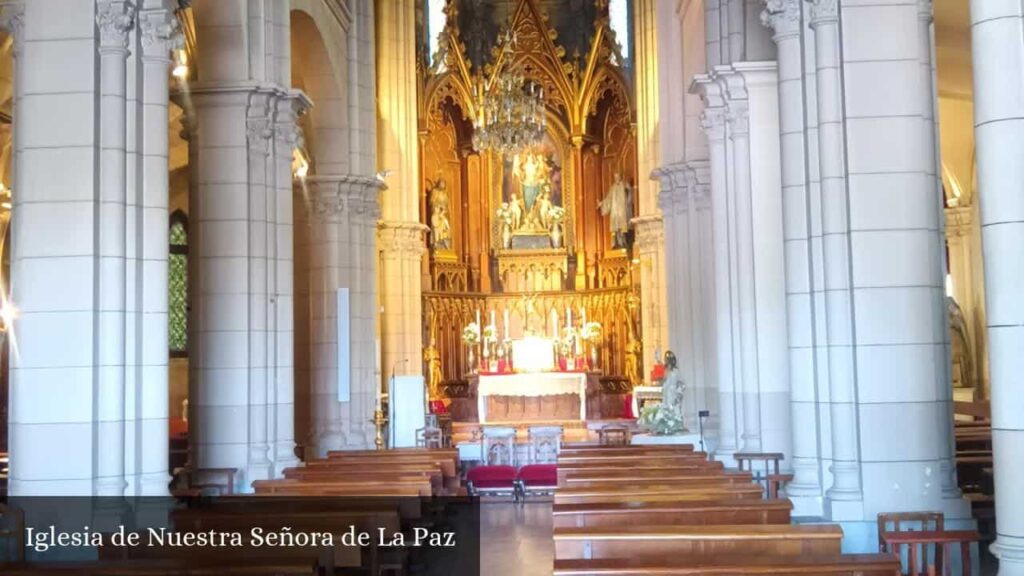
[172,49,189,80]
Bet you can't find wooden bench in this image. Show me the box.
[557,453,711,466]
[554,524,845,559]
[552,499,793,528]
[282,467,444,494]
[554,484,765,505]
[557,461,723,484]
[251,478,430,497]
[563,470,753,487]
[317,453,457,482]
[558,445,695,456]
[552,554,901,575]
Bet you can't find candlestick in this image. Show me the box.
[490,309,496,329]
[476,309,481,328]
[550,310,558,340]
[504,309,510,340]
[582,308,587,328]
[566,307,571,329]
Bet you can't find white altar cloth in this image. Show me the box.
[477,372,587,423]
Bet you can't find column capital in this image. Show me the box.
[653,163,690,216]
[631,215,664,254]
[761,0,802,40]
[139,4,183,61]
[916,0,933,22]
[726,103,750,138]
[308,175,384,222]
[97,0,137,52]
[377,220,428,257]
[808,0,838,27]
[0,3,24,56]
[699,109,727,142]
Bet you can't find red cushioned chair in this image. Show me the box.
[515,464,558,503]
[466,465,518,500]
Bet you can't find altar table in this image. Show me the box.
[477,372,587,423]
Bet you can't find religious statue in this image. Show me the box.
[599,172,633,249]
[537,186,554,230]
[660,350,686,419]
[424,337,444,401]
[638,349,685,435]
[509,192,524,231]
[428,178,452,250]
[513,151,549,214]
[624,330,643,387]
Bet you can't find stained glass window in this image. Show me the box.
[426,0,447,69]
[169,213,188,356]
[609,0,631,65]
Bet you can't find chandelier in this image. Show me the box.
[471,32,547,156]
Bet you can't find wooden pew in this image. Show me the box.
[282,467,444,494]
[554,484,765,505]
[557,452,710,465]
[251,478,430,497]
[552,554,901,575]
[558,445,696,456]
[557,461,723,484]
[552,499,793,528]
[554,524,845,560]
[317,452,458,484]
[563,470,753,487]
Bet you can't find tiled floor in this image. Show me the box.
[479,502,554,576]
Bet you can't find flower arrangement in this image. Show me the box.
[462,322,481,346]
[581,321,602,343]
[482,324,498,345]
[638,403,685,436]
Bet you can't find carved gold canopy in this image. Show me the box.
[420,0,634,141]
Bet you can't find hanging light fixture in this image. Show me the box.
[471,29,546,157]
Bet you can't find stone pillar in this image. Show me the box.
[5,0,172,496]
[307,176,382,456]
[95,0,135,498]
[376,0,425,387]
[724,97,762,454]
[762,0,823,512]
[634,0,668,375]
[970,1,1024,572]
[271,94,304,475]
[830,0,968,532]
[808,0,862,511]
[692,90,740,459]
[133,0,180,496]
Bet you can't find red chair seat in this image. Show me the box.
[467,465,517,489]
[516,464,557,486]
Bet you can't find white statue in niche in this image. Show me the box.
[599,171,633,249]
[428,178,452,250]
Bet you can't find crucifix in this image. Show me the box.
[519,292,539,335]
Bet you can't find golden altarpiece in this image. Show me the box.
[417,0,642,421]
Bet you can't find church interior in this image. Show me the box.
[0,0,1021,574]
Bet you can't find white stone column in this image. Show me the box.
[307,175,382,456]
[95,0,136,498]
[836,0,968,530]
[970,1,1024,572]
[376,0,426,388]
[691,87,740,459]
[723,95,763,454]
[808,0,862,511]
[133,0,180,496]
[270,93,306,475]
[763,0,823,510]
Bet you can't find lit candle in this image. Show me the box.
[582,308,587,328]
[566,307,571,329]
[504,309,510,340]
[476,309,481,328]
[550,310,558,339]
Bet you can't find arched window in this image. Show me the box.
[169,211,188,356]
[426,0,448,69]
[609,0,631,66]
